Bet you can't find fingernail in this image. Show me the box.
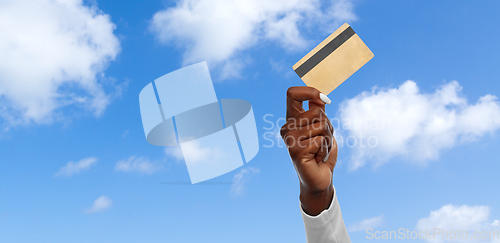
[323,152,330,162]
[320,93,331,105]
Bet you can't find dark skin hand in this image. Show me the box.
[280,86,338,216]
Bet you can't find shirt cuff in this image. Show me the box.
[300,186,351,243]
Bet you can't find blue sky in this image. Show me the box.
[1,0,500,242]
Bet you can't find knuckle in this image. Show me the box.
[321,122,329,131]
[283,131,299,147]
[323,122,332,134]
[320,119,333,133]
[280,124,288,137]
[298,116,309,125]
[313,121,325,130]
[311,120,327,131]
[281,121,296,134]
[286,87,298,97]
[328,121,334,133]
[282,135,292,147]
[310,107,322,116]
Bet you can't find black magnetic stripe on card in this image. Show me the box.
[295,26,356,78]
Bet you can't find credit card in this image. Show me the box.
[293,23,374,95]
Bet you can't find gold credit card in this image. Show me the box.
[292,23,374,95]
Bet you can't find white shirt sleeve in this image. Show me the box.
[300,186,351,243]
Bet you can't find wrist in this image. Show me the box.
[299,184,334,216]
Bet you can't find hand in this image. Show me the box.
[280,86,338,216]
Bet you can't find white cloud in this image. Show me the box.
[165,141,225,165]
[416,204,500,242]
[230,167,259,196]
[149,0,356,79]
[348,215,385,233]
[54,157,97,177]
[85,195,112,214]
[0,0,120,126]
[164,146,184,161]
[338,80,500,170]
[114,156,161,174]
[182,141,225,164]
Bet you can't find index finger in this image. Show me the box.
[286,86,331,119]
